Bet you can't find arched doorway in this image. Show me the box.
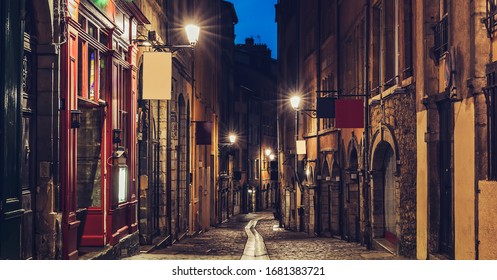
[318,160,331,236]
[371,141,397,245]
[346,143,360,241]
[330,160,341,237]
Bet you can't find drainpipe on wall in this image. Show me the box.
[364,0,372,250]
[315,0,322,236]
[166,100,172,240]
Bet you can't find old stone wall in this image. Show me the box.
[370,88,417,258]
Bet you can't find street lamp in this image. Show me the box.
[229,133,237,145]
[185,24,200,47]
[290,94,317,118]
[218,133,237,222]
[135,24,200,50]
[290,96,301,110]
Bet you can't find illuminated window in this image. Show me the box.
[76,19,108,101]
[118,166,128,203]
[88,46,96,99]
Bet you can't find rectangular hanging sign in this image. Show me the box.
[195,121,212,145]
[317,97,335,118]
[142,52,172,100]
[296,140,307,155]
[335,99,364,128]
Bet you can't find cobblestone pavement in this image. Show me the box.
[256,212,403,260]
[125,211,403,260]
[125,213,264,260]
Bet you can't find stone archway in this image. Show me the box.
[370,125,400,247]
[330,159,341,237]
[346,144,360,242]
[318,159,331,236]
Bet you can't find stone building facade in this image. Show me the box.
[276,0,417,259]
[0,0,238,260]
[233,38,278,214]
[277,0,497,260]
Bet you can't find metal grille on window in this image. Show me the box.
[484,0,497,38]
[432,15,448,61]
[485,61,497,180]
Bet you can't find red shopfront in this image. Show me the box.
[61,0,143,259]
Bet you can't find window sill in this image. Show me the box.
[77,97,107,107]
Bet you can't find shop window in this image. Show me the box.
[88,46,96,99]
[112,63,130,150]
[77,23,108,102]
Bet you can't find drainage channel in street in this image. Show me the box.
[241,218,269,260]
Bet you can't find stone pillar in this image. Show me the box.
[35,43,60,259]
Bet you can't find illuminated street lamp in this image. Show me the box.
[265,148,272,157]
[229,133,237,144]
[290,95,301,110]
[135,24,200,50]
[185,24,200,47]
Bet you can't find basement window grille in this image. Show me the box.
[432,15,448,61]
[484,0,497,38]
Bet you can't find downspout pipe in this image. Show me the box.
[364,0,372,250]
[316,0,322,236]
[335,0,340,238]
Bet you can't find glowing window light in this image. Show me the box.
[118,166,127,203]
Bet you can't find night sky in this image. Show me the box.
[229,0,278,59]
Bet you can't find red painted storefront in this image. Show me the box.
[61,0,144,259]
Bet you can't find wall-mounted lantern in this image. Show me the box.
[111,147,127,208]
[71,110,82,128]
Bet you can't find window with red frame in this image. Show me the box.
[76,15,108,102]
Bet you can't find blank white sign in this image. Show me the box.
[296,140,306,155]
[142,52,172,100]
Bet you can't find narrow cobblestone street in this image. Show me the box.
[125,212,402,260]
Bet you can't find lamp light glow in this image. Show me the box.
[290,95,301,109]
[229,134,236,144]
[185,24,200,47]
[118,166,127,203]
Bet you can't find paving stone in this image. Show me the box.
[125,211,403,260]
